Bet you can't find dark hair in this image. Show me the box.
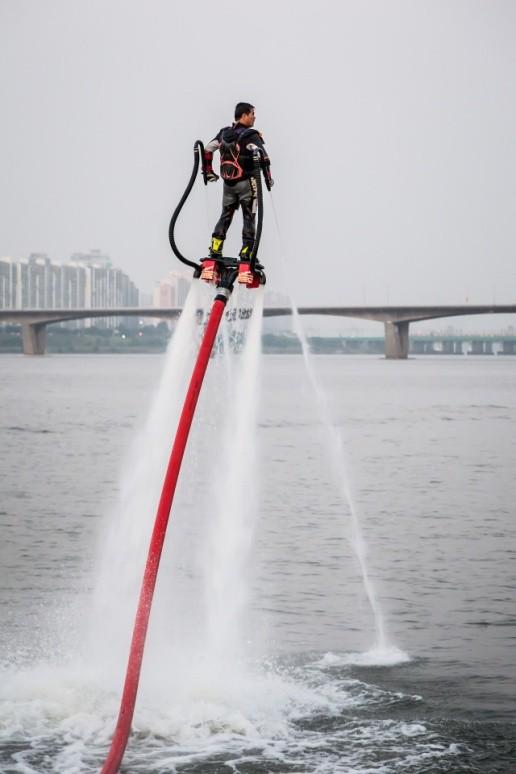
[235,102,255,120]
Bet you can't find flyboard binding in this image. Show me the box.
[199,257,265,289]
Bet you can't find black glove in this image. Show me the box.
[206,172,219,183]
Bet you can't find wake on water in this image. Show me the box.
[0,279,443,773]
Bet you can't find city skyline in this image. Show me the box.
[0,251,139,329]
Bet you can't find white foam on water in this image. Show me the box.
[1,648,450,774]
[319,644,411,668]
[0,656,339,768]
[0,627,454,774]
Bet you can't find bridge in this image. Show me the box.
[1,304,516,358]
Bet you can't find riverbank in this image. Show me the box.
[1,325,515,355]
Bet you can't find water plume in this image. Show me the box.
[202,287,265,665]
[87,282,207,685]
[269,194,390,652]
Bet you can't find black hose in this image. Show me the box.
[260,157,273,192]
[250,152,264,270]
[168,140,206,274]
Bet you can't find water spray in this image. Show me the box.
[267,191,388,651]
[100,144,267,773]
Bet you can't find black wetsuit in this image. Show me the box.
[205,123,271,254]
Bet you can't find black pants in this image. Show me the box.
[212,178,257,251]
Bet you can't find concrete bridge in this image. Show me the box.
[1,304,516,358]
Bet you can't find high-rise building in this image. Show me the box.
[62,262,87,309]
[153,270,191,309]
[2,253,55,309]
[0,258,17,309]
[70,249,112,269]
[26,254,52,308]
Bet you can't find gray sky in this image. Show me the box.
[1,0,515,308]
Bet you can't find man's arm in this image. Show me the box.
[204,136,221,154]
[202,131,222,182]
[247,131,274,188]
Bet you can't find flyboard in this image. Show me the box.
[100,141,271,773]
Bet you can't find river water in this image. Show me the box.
[1,337,515,772]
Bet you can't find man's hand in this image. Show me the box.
[206,172,219,183]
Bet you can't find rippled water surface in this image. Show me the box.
[1,349,515,773]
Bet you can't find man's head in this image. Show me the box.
[235,102,256,127]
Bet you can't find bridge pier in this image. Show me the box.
[384,321,409,359]
[22,323,48,355]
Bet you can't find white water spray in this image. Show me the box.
[268,195,390,652]
[87,282,208,682]
[291,308,387,649]
[203,288,265,664]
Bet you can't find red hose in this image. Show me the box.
[101,296,227,773]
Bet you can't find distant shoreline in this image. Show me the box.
[2,325,516,356]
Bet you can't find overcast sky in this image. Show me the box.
[1,0,515,311]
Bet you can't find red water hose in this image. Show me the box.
[101,295,228,774]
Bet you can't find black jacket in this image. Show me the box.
[206,123,270,182]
